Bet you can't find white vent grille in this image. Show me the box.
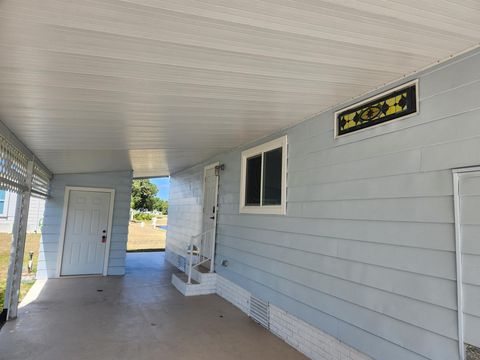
[249,296,269,329]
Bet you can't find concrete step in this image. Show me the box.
[191,266,217,285]
[171,272,216,296]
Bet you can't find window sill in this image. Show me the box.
[239,205,286,215]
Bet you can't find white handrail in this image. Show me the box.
[187,228,215,284]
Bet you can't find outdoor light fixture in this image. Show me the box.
[215,164,225,176]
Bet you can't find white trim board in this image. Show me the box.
[452,166,480,360]
[55,186,116,277]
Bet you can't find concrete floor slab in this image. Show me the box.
[0,252,306,360]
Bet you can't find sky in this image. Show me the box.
[150,177,170,200]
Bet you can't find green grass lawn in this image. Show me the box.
[128,217,167,251]
[0,233,40,309]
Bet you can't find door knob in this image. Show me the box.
[209,216,215,220]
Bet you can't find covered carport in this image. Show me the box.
[1,1,480,360]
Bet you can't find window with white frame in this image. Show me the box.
[239,136,287,215]
[0,190,6,216]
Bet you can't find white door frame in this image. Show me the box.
[55,186,116,277]
[202,162,219,272]
[452,166,480,360]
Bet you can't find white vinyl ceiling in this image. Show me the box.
[0,0,479,177]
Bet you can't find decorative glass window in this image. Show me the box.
[335,80,418,137]
[240,136,287,215]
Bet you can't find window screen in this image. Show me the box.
[245,155,261,205]
[262,148,282,205]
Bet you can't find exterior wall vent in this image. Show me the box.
[249,295,269,329]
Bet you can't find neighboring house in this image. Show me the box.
[0,191,45,233]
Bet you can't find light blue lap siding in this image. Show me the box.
[167,48,480,360]
[37,170,132,279]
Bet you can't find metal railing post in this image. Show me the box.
[187,236,194,284]
[185,228,216,279]
[209,228,215,273]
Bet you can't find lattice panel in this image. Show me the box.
[0,137,29,193]
[31,163,51,198]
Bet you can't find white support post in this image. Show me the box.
[2,194,21,315]
[4,160,34,320]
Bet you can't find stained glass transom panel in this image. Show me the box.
[336,82,417,136]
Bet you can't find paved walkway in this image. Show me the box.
[0,252,305,360]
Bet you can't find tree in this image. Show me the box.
[153,198,168,215]
[130,180,169,214]
[130,180,158,211]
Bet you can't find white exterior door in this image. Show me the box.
[456,171,480,351]
[201,165,218,262]
[61,190,112,276]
